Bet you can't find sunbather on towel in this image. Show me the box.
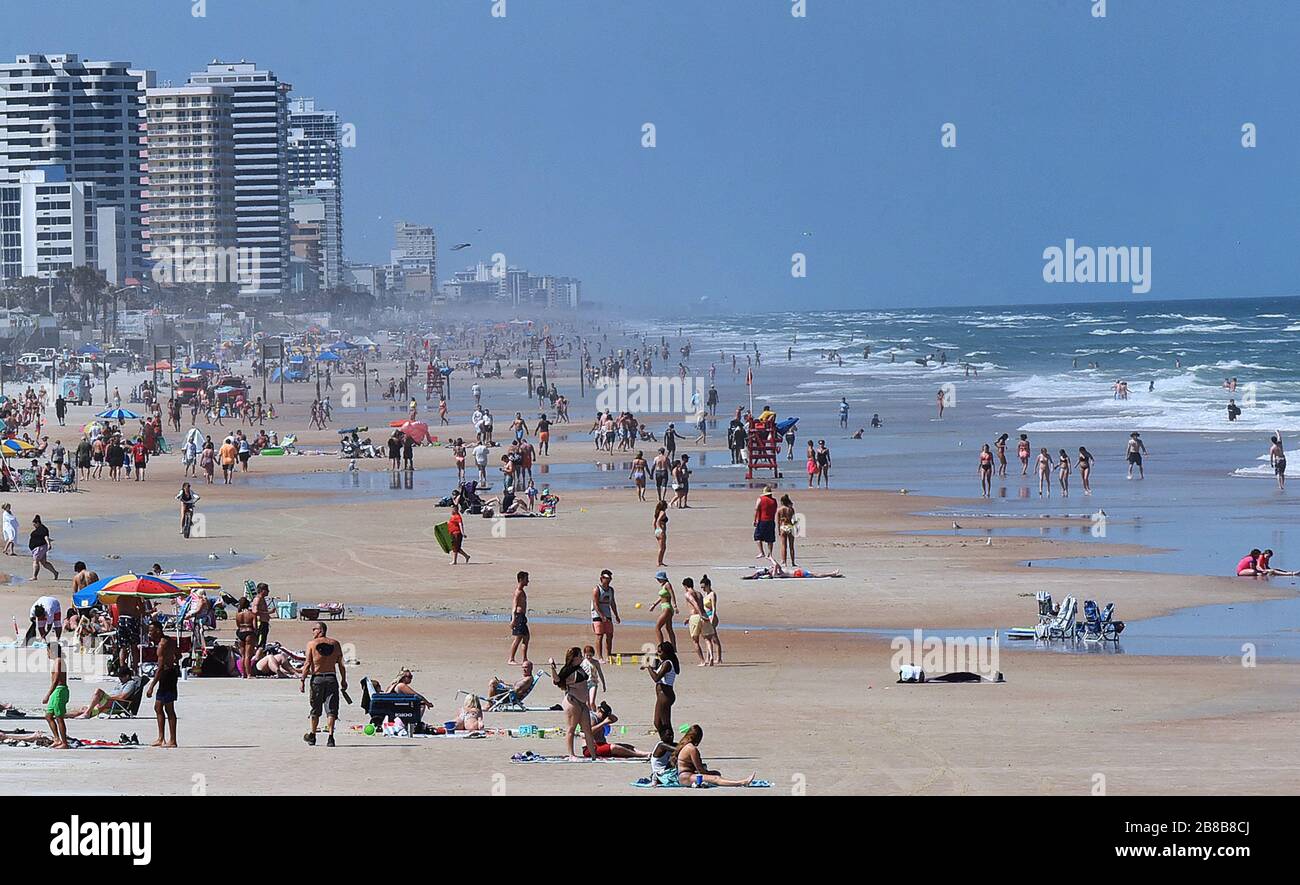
[742,558,843,580]
[452,694,485,731]
[486,660,536,709]
[671,724,755,787]
[253,647,302,678]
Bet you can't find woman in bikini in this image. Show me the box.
[549,647,600,762]
[1036,447,1052,497]
[452,438,467,485]
[653,500,669,567]
[1018,434,1031,476]
[672,725,755,787]
[235,597,257,680]
[630,450,648,502]
[995,433,1009,478]
[978,444,994,497]
[700,573,721,663]
[776,494,797,565]
[1077,446,1094,495]
[1057,448,1072,497]
[645,641,679,742]
[806,440,817,489]
[652,572,678,647]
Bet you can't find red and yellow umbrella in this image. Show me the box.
[84,573,189,602]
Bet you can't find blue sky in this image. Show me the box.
[5,0,1298,309]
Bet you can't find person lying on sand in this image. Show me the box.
[253,645,303,677]
[742,557,843,579]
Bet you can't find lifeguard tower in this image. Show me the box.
[745,418,780,479]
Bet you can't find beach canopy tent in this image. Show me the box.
[190,360,220,371]
[96,407,141,421]
[316,351,341,362]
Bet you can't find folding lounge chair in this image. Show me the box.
[1036,591,1056,625]
[1085,601,1125,644]
[1037,595,1077,642]
[107,680,145,717]
[459,673,558,712]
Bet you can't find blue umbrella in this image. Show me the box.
[77,343,104,355]
[96,407,141,421]
[190,360,220,371]
[316,351,341,362]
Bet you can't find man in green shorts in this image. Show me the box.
[43,642,70,749]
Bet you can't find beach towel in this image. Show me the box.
[630,777,772,788]
[510,751,643,764]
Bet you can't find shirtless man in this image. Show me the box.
[253,583,271,650]
[42,642,70,749]
[1125,432,1148,480]
[509,571,530,664]
[1269,431,1286,491]
[486,660,537,709]
[300,621,347,747]
[116,591,144,669]
[144,620,179,747]
[71,561,100,594]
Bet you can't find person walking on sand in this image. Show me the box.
[1077,447,1095,495]
[300,621,347,747]
[1036,448,1052,497]
[1057,448,1072,496]
[43,641,70,749]
[591,569,620,662]
[145,620,179,747]
[509,571,530,665]
[651,570,678,647]
[653,500,669,567]
[1269,431,1287,491]
[2,502,18,556]
[1126,432,1147,480]
[448,505,470,564]
[29,514,57,581]
[630,450,648,502]
[978,444,994,497]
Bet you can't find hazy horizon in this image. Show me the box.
[5,1,1297,311]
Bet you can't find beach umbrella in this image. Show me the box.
[190,360,220,371]
[81,421,102,435]
[159,571,221,590]
[82,573,188,602]
[77,343,104,355]
[96,407,141,421]
[316,351,341,362]
[0,438,36,455]
[146,360,172,371]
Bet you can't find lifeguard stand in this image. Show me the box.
[746,419,780,479]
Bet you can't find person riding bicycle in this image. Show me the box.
[176,482,200,537]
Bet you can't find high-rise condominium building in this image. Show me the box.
[144,86,237,289]
[0,53,152,278]
[0,166,97,284]
[186,61,290,300]
[287,98,344,289]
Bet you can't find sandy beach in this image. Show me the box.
[1,349,1297,796]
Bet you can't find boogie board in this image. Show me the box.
[259,447,285,456]
[434,521,453,554]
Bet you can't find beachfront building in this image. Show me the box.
[143,86,238,288]
[0,53,152,278]
[186,61,291,301]
[289,179,340,290]
[440,262,581,308]
[0,166,98,284]
[391,220,436,297]
[287,98,343,289]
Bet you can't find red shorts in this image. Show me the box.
[592,618,612,636]
[584,743,612,758]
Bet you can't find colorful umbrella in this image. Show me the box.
[399,420,430,444]
[0,438,36,454]
[159,571,221,590]
[80,573,189,602]
[190,360,220,371]
[81,421,102,434]
[96,408,141,421]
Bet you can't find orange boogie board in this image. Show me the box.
[434,521,453,553]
